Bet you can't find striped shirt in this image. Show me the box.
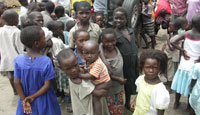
[89,57,110,85]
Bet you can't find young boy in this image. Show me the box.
[0,10,24,95]
[57,48,108,115]
[68,1,102,49]
[80,40,111,115]
[73,29,89,64]
[55,5,72,30]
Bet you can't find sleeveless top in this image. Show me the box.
[179,32,200,71]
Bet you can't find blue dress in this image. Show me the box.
[14,54,61,115]
[189,63,200,115]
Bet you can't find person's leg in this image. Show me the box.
[174,92,181,109]
[8,71,17,95]
[125,91,131,110]
[189,107,195,115]
[93,96,102,115]
[186,95,192,111]
[150,35,156,49]
[140,33,149,49]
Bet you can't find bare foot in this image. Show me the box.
[174,102,180,109]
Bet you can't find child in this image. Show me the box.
[80,40,111,115]
[189,63,200,115]
[0,10,24,95]
[14,26,61,115]
[113,7,139,110]
[57,48,108,115]
[162,17,188,92]
[0,2,6,27]
[170,14,200,110]
[93,12,106,30]
[41,1,55,27]
[64,20,76,45]
[141,0,156,49]
[99,28,126,115]
[68,1,102,49]
[73,29,89,66]
[131,49,170,115]
[55,5,72,30]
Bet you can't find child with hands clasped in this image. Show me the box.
[131,49,170,115]
[14,26,61,115]
[170,14,200,110]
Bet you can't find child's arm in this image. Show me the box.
[79,73,96,80]
[130,95,137,111]
[111,74,127,84]
[14,78,32,114]
[92,88,108,97]
[170,33,190,60]
[24,80,51,103]
[95,80,112,90]
[190,79,197,93]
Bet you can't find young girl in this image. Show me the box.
[170,14,200,110]
[189,63,200,115]
[99,28,126,115]
[113,7,139,109]
[131,49,170,115]
[14,26,61,115]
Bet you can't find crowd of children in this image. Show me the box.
[1,0,200,115]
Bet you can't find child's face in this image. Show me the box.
[102,34,116,52]
[0,5,6,16]
[143,58,160,80]
[59,55,80,79]
[83,44,99,64]
[33,15,44,27]
[76,7,91,23]
[75,32,89,51]
[34,30,46,49]
[96,15,104,27]
[51,13,58,20]
[168,22,175,33]
[114,11,126,29]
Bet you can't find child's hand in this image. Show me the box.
[24,96,34,104]
[22,101,32,114]
[130,101,136,112]
[183,50,190,60]
[118,77,127,84]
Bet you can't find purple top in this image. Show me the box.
[186,0,200,22]
[169,0,187,16]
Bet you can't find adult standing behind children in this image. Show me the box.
[113,7,139,110]
[0,10,24,95]
[68,1,102,49]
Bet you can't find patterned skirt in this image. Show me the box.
[106,91,124,115]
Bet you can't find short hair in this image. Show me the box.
[139,49,168,74]
[20,26,43,48]
[101,28,116,41]
[73,29,89,41]
[84,40,99,51]
[18,0,28,6]
[192,13,200,29]
[46,20,57,31]
[66,20,76,31]
[55,5,65,15]
[45,1,55,14]
[76,1,91,11]
[93,12,104,22]
[1,10,18,26]
[27,2,40,13]
[57,48,75,65]
[159,9,166,17]
[173,17,187,30]
[113,7,128,18]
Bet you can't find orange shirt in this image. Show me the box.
[89,57,110,85]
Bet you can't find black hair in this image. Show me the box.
[76,1,91,11]
[18,0,28,6]
[47,20,61,37]
[57,21,64,30]
[27,2,40,14]
[57,48,75,65]
[73,29,89,41]
[66,20,76,31]
[55,5,65,16]
[173,17,187,30]
[139,49,168,74]
[191,13,200,30]
[113,7,128,18]
[2,10,18,26]
[159,9,166,18]
[101,28,116,41]
[22,11,42,28]
[73,2,79,12]
[93,12,104,22]
[45,1,55,14]
[20,25,43,48]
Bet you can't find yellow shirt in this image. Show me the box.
[70,0,93,13]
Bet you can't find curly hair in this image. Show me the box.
[139,49,168,74]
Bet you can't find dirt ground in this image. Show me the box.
[0,29,189,115]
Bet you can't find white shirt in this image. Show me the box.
[0,25,24,71]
